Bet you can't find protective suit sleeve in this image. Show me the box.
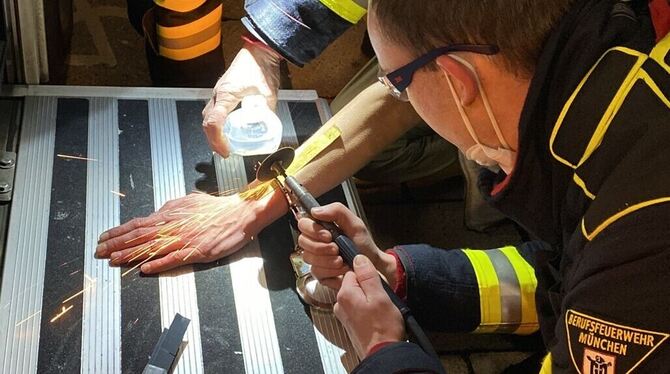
[242,0,367,66]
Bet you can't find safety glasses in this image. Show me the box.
[377,44,500,101]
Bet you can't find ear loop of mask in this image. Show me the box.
[444,54,510,150]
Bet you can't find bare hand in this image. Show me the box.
[202,42,281,157]
[96,193,262,273]
[335,255,404,359]
[297,202,396,289]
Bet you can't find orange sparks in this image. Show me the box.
[62,276,97,304]
[50,305,74,323]
[61,289,85,304]
[182,247,200,261]
[115,188,267,273]
[111,190,126,197]
[15,310,42,327]
[239,182,273,201]
[57,154,98,162]
[121,237,180,276]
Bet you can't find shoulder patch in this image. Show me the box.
[565,309,669,373]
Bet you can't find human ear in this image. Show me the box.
[436,55,479,106]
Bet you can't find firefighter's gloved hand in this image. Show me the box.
[202,41,281,157]
[335,255,404,360]
[297,203,398,290]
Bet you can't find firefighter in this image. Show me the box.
[297,0,670,372]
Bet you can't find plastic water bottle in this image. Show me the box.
[223,95,283,156]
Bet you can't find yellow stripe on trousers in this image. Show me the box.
[156,4,222,39]
[159,30,221,61]
[154,0,207,12]
[318,0,366,24]
[158,21,220,50]
[156,4,222,61]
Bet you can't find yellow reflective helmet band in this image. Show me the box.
[318,0,366,24]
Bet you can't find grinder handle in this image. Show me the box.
[285,176,437,358]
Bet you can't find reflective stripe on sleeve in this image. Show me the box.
[462,246,539,335]
[500,246,539,335]
[318,0,366,24]
[462,249,502,333]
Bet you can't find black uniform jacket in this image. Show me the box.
[357,0,670,373]
[486,0,670,371]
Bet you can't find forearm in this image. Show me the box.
[246,84,418,242]
[295,83,420,198]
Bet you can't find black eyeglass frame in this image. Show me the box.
[378,44,500,100]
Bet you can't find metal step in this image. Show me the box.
[0,86,361,374]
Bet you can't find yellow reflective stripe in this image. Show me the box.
[154,0,206,12]
[156,4,222,39]
[499,246,539,335]
[582,197,670,241]
[462,249,501,333]
[576,49,646,167]
[159,20,220,49]
[549,47,643,169]
[549,54,608,169]
[572,173,595,200]
[639,70,670,108]
[318,0,366,24]
[539,353,552,374]
[159,30,220,61]
[286,125,342,175]
[650,32,670,74]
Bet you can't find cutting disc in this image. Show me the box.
[256,147,295,181]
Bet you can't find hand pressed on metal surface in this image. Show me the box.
[96,192,266,274]
[201,42,281,157]
[297,202,397,290]
[335,255,405,359]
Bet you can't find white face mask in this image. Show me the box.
[444,54,516,174]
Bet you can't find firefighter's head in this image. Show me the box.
[368,0,574,173]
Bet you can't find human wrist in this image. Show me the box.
[241,36,282,63]
[248,183,290,228]
[374,251,398,289]
[365,340,399,358]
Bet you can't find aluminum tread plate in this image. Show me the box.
[0,89,358,373]
[0,96,56,374]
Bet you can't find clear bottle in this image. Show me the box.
[223,95,283,156]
